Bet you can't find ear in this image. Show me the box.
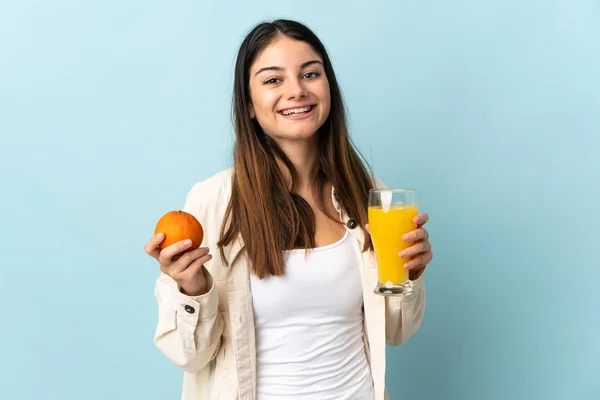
[249,103,256,119]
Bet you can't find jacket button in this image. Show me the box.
[347,219,358,229]
[184,305,195,314]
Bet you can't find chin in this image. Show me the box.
[281,129,319,141]
[285,121,325,138]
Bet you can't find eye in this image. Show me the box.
[303,71,321,79]
[264,77,281,85]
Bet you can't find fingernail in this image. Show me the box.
[404,263,411,269]
[403,235,411,242]
[156,232,164,239]
[183,239,192,246]
[399,251,407,258]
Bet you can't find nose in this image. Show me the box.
[285,78,307,100]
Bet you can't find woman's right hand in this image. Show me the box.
[144,232,213,296]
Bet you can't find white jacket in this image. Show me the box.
[153,168,426,400]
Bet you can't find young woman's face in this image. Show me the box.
[248,36,331,144]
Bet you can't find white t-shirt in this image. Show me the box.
[250,230,374,400]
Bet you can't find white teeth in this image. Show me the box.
[281,106,312,116]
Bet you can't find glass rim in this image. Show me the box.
[369,188,417,193]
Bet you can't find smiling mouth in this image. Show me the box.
[279,105,315,116]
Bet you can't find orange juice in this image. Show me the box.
[368,204,419,284]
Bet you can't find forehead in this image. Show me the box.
[251,36,323,73]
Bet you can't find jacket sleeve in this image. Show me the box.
[384,273,426,346]
[371,175,427,346]
[152,181,225,373]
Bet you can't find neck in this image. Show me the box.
[275,137,319,192]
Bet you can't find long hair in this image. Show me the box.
[217,19,374,279]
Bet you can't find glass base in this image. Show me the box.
[374,280,413,296]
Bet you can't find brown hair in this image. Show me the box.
[217,19,374,279]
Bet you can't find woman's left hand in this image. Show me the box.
[365,212,433,275]
[399,213,433,273]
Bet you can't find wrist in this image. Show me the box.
[409,266,426,280]
[179,285,208,297]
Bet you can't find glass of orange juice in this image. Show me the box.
[368,188,418,296]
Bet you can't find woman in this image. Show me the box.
[144,19,432,400]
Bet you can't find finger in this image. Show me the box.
[179,254,213,281]
[144,232,165,259]
[170,247,210,275]
[414,213,429,227]
[402,228,429,243]
[404,251,433,270]
[159,239,194,265]
[399,241,431,259]
[161,247,208,275]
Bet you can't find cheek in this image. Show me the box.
[320,90,331,117]
[317,82,331,112]
[251,90,277,116]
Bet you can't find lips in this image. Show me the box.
[278,105,315,116]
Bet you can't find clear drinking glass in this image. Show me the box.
[368,189,418,296]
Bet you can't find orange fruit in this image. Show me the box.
[154,210,204,250]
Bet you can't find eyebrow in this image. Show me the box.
[253,60,323,77]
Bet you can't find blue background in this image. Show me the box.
[1,0,598,399]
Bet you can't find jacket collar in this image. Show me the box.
[332,185,366,248]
